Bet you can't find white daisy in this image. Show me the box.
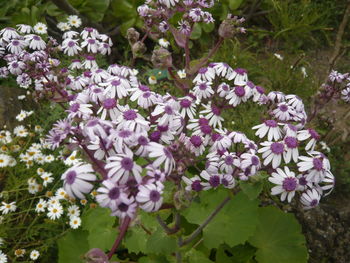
[30,250,40,260]
[33,22,47,34]
[47,204,63,220]
[69,216,81,229]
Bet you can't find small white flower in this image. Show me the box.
[57,22,71,32]
[67,15,82,28]
[47,204,63,220]
[148,75,157,85]
[177,69,186,79]
[69,216,81,229]
[158,38,170,48]
[30,250,40,260]
[33,22,47,34]
[0,202,17,214]
[0,250,7,263]
[35,199,47,213]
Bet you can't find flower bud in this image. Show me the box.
[131,41,146,58]
[126,28,140,44]
[151,47,173,69]
[219,14,245,39]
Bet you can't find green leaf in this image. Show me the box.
[80,0,110,22]
[201,22,214,33]
[239,180,263,200]
[182,189,228,225]
[216,243,257,263]
[185,249,213,263]
[139,255,171,263]
[124,226,148,253]
[57,229,89,263]
[249,206,308,263]
[229,0,244,10]
[146,228,177,254]
[190,23,202,40]
[203,192,259,249]
[81,207,118,251]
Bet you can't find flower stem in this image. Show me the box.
[180,196,230,247]
[107,216,131,260]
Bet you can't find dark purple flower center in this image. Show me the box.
[93,88,102,93]
[209,175,220,187]
[68,41,75,47]
[150,131,161,142]
[111,80,121,86]
[200,125,212,135]
[180,99,191,108]
[103,98,116,109]
[86,55,95,61]
[33,35,40,41]
[284,137,298,148]
[308,129,320,140]
[190,135,202,147]
[121,157,133,171]
[256,85,265,94]
[222,178,229,186]
[85,27,93,32]
[279,104,288,112]
[118,129,132,138]
[123,110,137,121]
[211,106,221,116]
[235,68,247,75]
[66,171,77,185]
[199,83,208,90]
[299,176,307,186]
[225,155,234,165]
[251,156,259,166]
[138,136,148,145]
[282,177,297,191]
[149,190,161,202]
[108,187,120,200]
[310,199,318,207]
[158,125,169,132]
[88,39,96,44]
[199,67,208,74]
[118,202,128,212]
[12,62,18,68]
[265,120,277,127]
[12,40,19,46]
[164,106,173,115]
[234,86,245,97]
[70,103,80,112]
[191,180,203,192]
[198,118,209,126]
[222,84,229,91]
[143,92,151,98]
[313,158,323,171]
[270,142,284,154]
[212,133,223,141]
[139,85,150,91]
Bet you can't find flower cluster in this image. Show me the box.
[0,12,335,222]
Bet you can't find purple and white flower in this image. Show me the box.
[61,163,97,199]
[268,166,299,202]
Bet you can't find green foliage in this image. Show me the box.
[249,206,308,263]
[58,229,90,263]
[81,207,118,251]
